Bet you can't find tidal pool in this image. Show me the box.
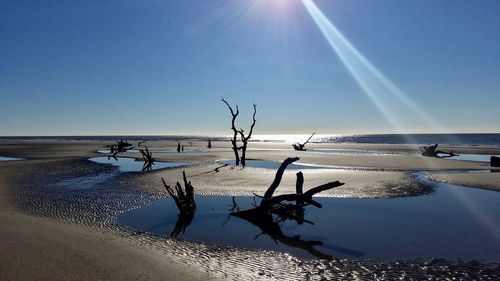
[97,148,200,154]
[0,156,23,161]
[89,157,189,172]
[118,177,500,262]
[308,148,398,155]
[446,153,497,163]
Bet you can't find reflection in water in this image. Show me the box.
[118,178,500,261]
[88,157,189,172]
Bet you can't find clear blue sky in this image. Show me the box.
[1,0,499,136]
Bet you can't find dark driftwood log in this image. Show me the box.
[293,132,316,151]
[162,171,197,237]
[139,146,155,171]
[419,144,457,158]
[491,156,500,167]
[230,157,344,259]
[106,139,133,159]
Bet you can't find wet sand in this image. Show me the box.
[1,139,499,280]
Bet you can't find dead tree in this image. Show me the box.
[139,146,155,172]
[237,103,257,166]
[230,157,344,258]
[221,98,241,165]
[419,144,457,158]
[162,171,196,237]
[292,132,316,151]
[221,98,257,166]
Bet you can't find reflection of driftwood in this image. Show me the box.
[491,156,500,167]
[293,132,316,151]
[419,144,457,158]
[231,157,344,259]
[162,172,196,237]
[139,146,155,172]
[221,98,257,167]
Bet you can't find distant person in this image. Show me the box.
[177,142,181,153]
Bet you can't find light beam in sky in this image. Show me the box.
[301,0,448,134]
[301,0,500,240]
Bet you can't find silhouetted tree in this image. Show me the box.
[237,103,257,166]
[221,98,257,166]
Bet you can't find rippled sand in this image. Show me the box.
[1,140,499,280]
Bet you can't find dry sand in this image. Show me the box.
[1,139,499,280]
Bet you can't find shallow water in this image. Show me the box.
[219,159,333,170]
[97,148,200,154]
[119,177,500,262]
[89,157,189,172]
[447,153,498,163]
[0,156,23,161]
[308,148,399,156]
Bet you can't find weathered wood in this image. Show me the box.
[139,146,155,171]
[230,157,344,258]
[420,144,457,158]
[221,98,241,166]
[292,132,316,151]
[162,172,196,216]
[491,156,500,167]
[263,157,300,199]
[221,98,257,166]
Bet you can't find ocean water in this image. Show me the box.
[1,133,499,146]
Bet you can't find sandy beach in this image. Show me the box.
[1,139,499,280]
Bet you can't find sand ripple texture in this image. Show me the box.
[7,159,500,280]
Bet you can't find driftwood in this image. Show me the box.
[106,139,134,160]
[230,157,344,259]
[491,156,500,167]
[162,171,196,237]
[292,132,316,151]
[221,98,257,166]
[139,146,155,172]
[419,144,457,158]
